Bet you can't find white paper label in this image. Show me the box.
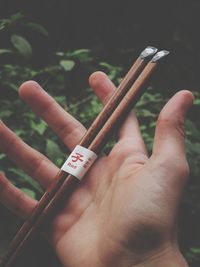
[61,145,97,180]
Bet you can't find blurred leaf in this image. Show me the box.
[30,120,48,135]
[70,49,90,56]
[10,13,24,22]
[11,34,32,58]
[194,98,200,105]
[190,247,200,254]
[21,188,36,199]
[26,22,48,36]
[9,168,43,194]
[186,139,200,154]
[99,62,122,81]
[60,60,75,71]
[9,83,18,92]
[56,51,65,56]
[0,13,24,32]
[54,96,67,106]
[0,109,12,118]
[185,120,200,140]
[0,20,7,30]
[138,109,156,118]
[99,62,113,69]
[69,49,92,62]
[46,139,64,164]
[186,247,200,262]
[0,153,6,160]
[0,49,13,55]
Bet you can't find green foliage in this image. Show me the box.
[0,12,24,30]
[21,188,36,199]
[56,49,93,63]
[0,11,200,266]
[8,168,43,195]
[99,62,122,82]
[0,12,48,60]
[11,34,32,58]
[0,49,13,55]
[46,139,65,166]
[26,22,48,36]
[186,247,200,263]
[59,60,75,71]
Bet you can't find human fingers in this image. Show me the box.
[0,172,37,219]
[0,121,59,188]
[89,71,116,104]
[89,72,148,160]
[19,81,86,151]
[152,90,194,183]
[113,111,148,159]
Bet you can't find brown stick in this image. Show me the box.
[1,48,160,267]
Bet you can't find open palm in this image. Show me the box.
[0,72,193,267]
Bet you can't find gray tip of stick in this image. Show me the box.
[140,46,158,59]
[151,50,170,62]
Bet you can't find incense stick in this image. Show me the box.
[1,48,168,267]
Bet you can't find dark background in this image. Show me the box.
[0,0,200,266]
[1,0,200,91]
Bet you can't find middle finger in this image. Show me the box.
[0,121,59,188]
[19,81,86,151]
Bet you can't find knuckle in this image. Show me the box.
[155,155,190,185]
[167,157,190,181]
[15,192,30,218]
[39,99,56,118]
[30,155,49,178]
[109,142,128,161]
[6,136,19,153]
[57,123,74,139]
[110,141,147,166]
[157,116,171,128]
[60,124,85,147]
[174,120,186,139]
[157,116,185,138]
[16,191,26,204]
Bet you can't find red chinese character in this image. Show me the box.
[71,152,84,162]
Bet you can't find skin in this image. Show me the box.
[0,72,193,267]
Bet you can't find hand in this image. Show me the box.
[0,72,193,267]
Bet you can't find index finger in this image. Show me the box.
[19,81,86,151]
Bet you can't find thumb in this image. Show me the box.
[152,90,194,174]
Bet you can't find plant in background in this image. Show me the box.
[0,12,200,266]
[0,12,48,58]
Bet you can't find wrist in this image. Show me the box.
[97,246,188,267]
[59,246,188,267]
[135,249,188,267]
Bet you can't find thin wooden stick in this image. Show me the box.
[1,48,167,267]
